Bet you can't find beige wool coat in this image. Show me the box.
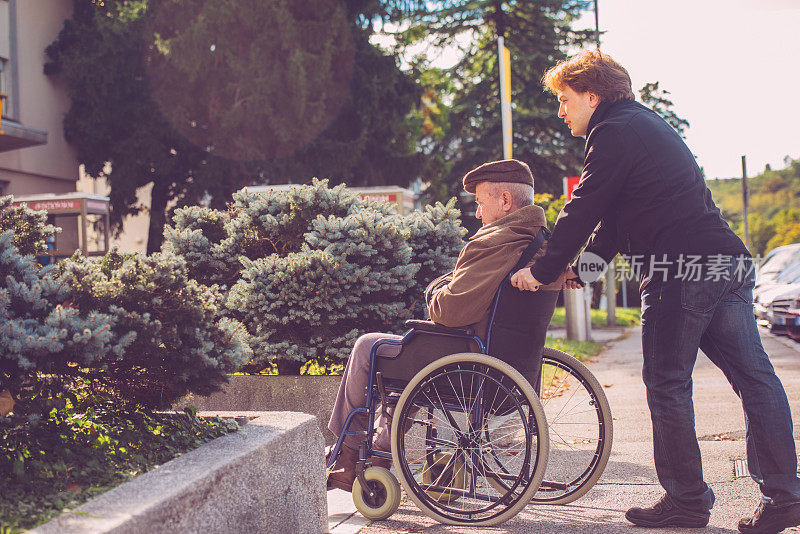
[428,204,564,336]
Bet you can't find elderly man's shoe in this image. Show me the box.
[326,444,359,492]
[738,500,800,533]
[625,494,710,528]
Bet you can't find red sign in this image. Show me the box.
[14,199,81,211]
[563,176,581,201]
[359,193,398,204]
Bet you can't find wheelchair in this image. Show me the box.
[326,234,613,526]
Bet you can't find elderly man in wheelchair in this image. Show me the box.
[325,159,612,526]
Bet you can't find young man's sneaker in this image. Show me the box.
[625,494,710,528]
[738,500,800,534]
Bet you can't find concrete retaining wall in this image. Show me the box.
[177,375,341,445]
[31,412,327,534]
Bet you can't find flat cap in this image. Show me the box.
[462,159,534,194]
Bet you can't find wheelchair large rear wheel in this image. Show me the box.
[390,353,548,526]
[532,347,613,504]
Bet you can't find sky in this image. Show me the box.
[374,0,800,180]
[573,0,800,179]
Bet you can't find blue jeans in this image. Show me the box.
[640,256,800,512]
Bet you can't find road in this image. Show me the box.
[332,326,800,533]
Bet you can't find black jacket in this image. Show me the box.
[531,99,748,284]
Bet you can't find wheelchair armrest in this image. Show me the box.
[404,319,474,337]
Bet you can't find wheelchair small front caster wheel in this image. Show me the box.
[352,466,401,521]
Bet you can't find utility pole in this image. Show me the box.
[498,37,512,159]
[741,155,750,250]
[495,1,512,159]
[594,0,600,48]
[606,261,616,325]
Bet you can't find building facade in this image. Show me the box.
[0,0,78,195]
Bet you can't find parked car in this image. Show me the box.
[756,243,800,288]
[751,245,800,333]
[784,298,800,341]
[754,260,800,304]
[759,283,800,334]
[754,263,800,334]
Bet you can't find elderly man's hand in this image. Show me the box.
[511,268,542,292]
[564,267,584,290]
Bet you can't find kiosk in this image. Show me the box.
[12,193,111,259]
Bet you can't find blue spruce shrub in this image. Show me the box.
[59,250,252,407]
[400,198,466,319]
[161,206,239,287]
[0,230,132,395]
[0,196,250,408]
[226,182,419,373]
[164,179,465,374]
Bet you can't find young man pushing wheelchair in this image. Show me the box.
[326,158,565,492]
[511,50,800,533]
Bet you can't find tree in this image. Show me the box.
[706,157,800,255]
[736,213,776,257]
[45,2,251,254]
[765,208,800,253]
[45,0,424,253]
[639,81,690,139]
[381,1,594,209]
[255,22,425,188]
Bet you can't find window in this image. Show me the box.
[0,0,13,120]
[0,58,9,119]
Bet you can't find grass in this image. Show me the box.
[549,306,641,328]
[544,336,606,363]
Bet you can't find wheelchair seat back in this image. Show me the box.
[486,279,558,385]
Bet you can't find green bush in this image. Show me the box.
[163,179,466,374]
[0,387,239,532]
[402,199,465,319]
[0,196,250,409]
[534,193,566,228]
[0,230,130,393]
[59,251,251,407]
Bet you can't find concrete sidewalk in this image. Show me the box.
[339,326,800,533]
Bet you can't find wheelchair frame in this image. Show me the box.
[327,272,513,479]
[326,241,613,524]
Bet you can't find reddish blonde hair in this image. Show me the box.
[542,50,634,103]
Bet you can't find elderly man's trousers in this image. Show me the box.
[328,333,402,451]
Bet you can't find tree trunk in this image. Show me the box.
[275,359,302,375]
[147,180,170,255]
[494,0,505,38]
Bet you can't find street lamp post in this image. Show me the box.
[0,92,6,134]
